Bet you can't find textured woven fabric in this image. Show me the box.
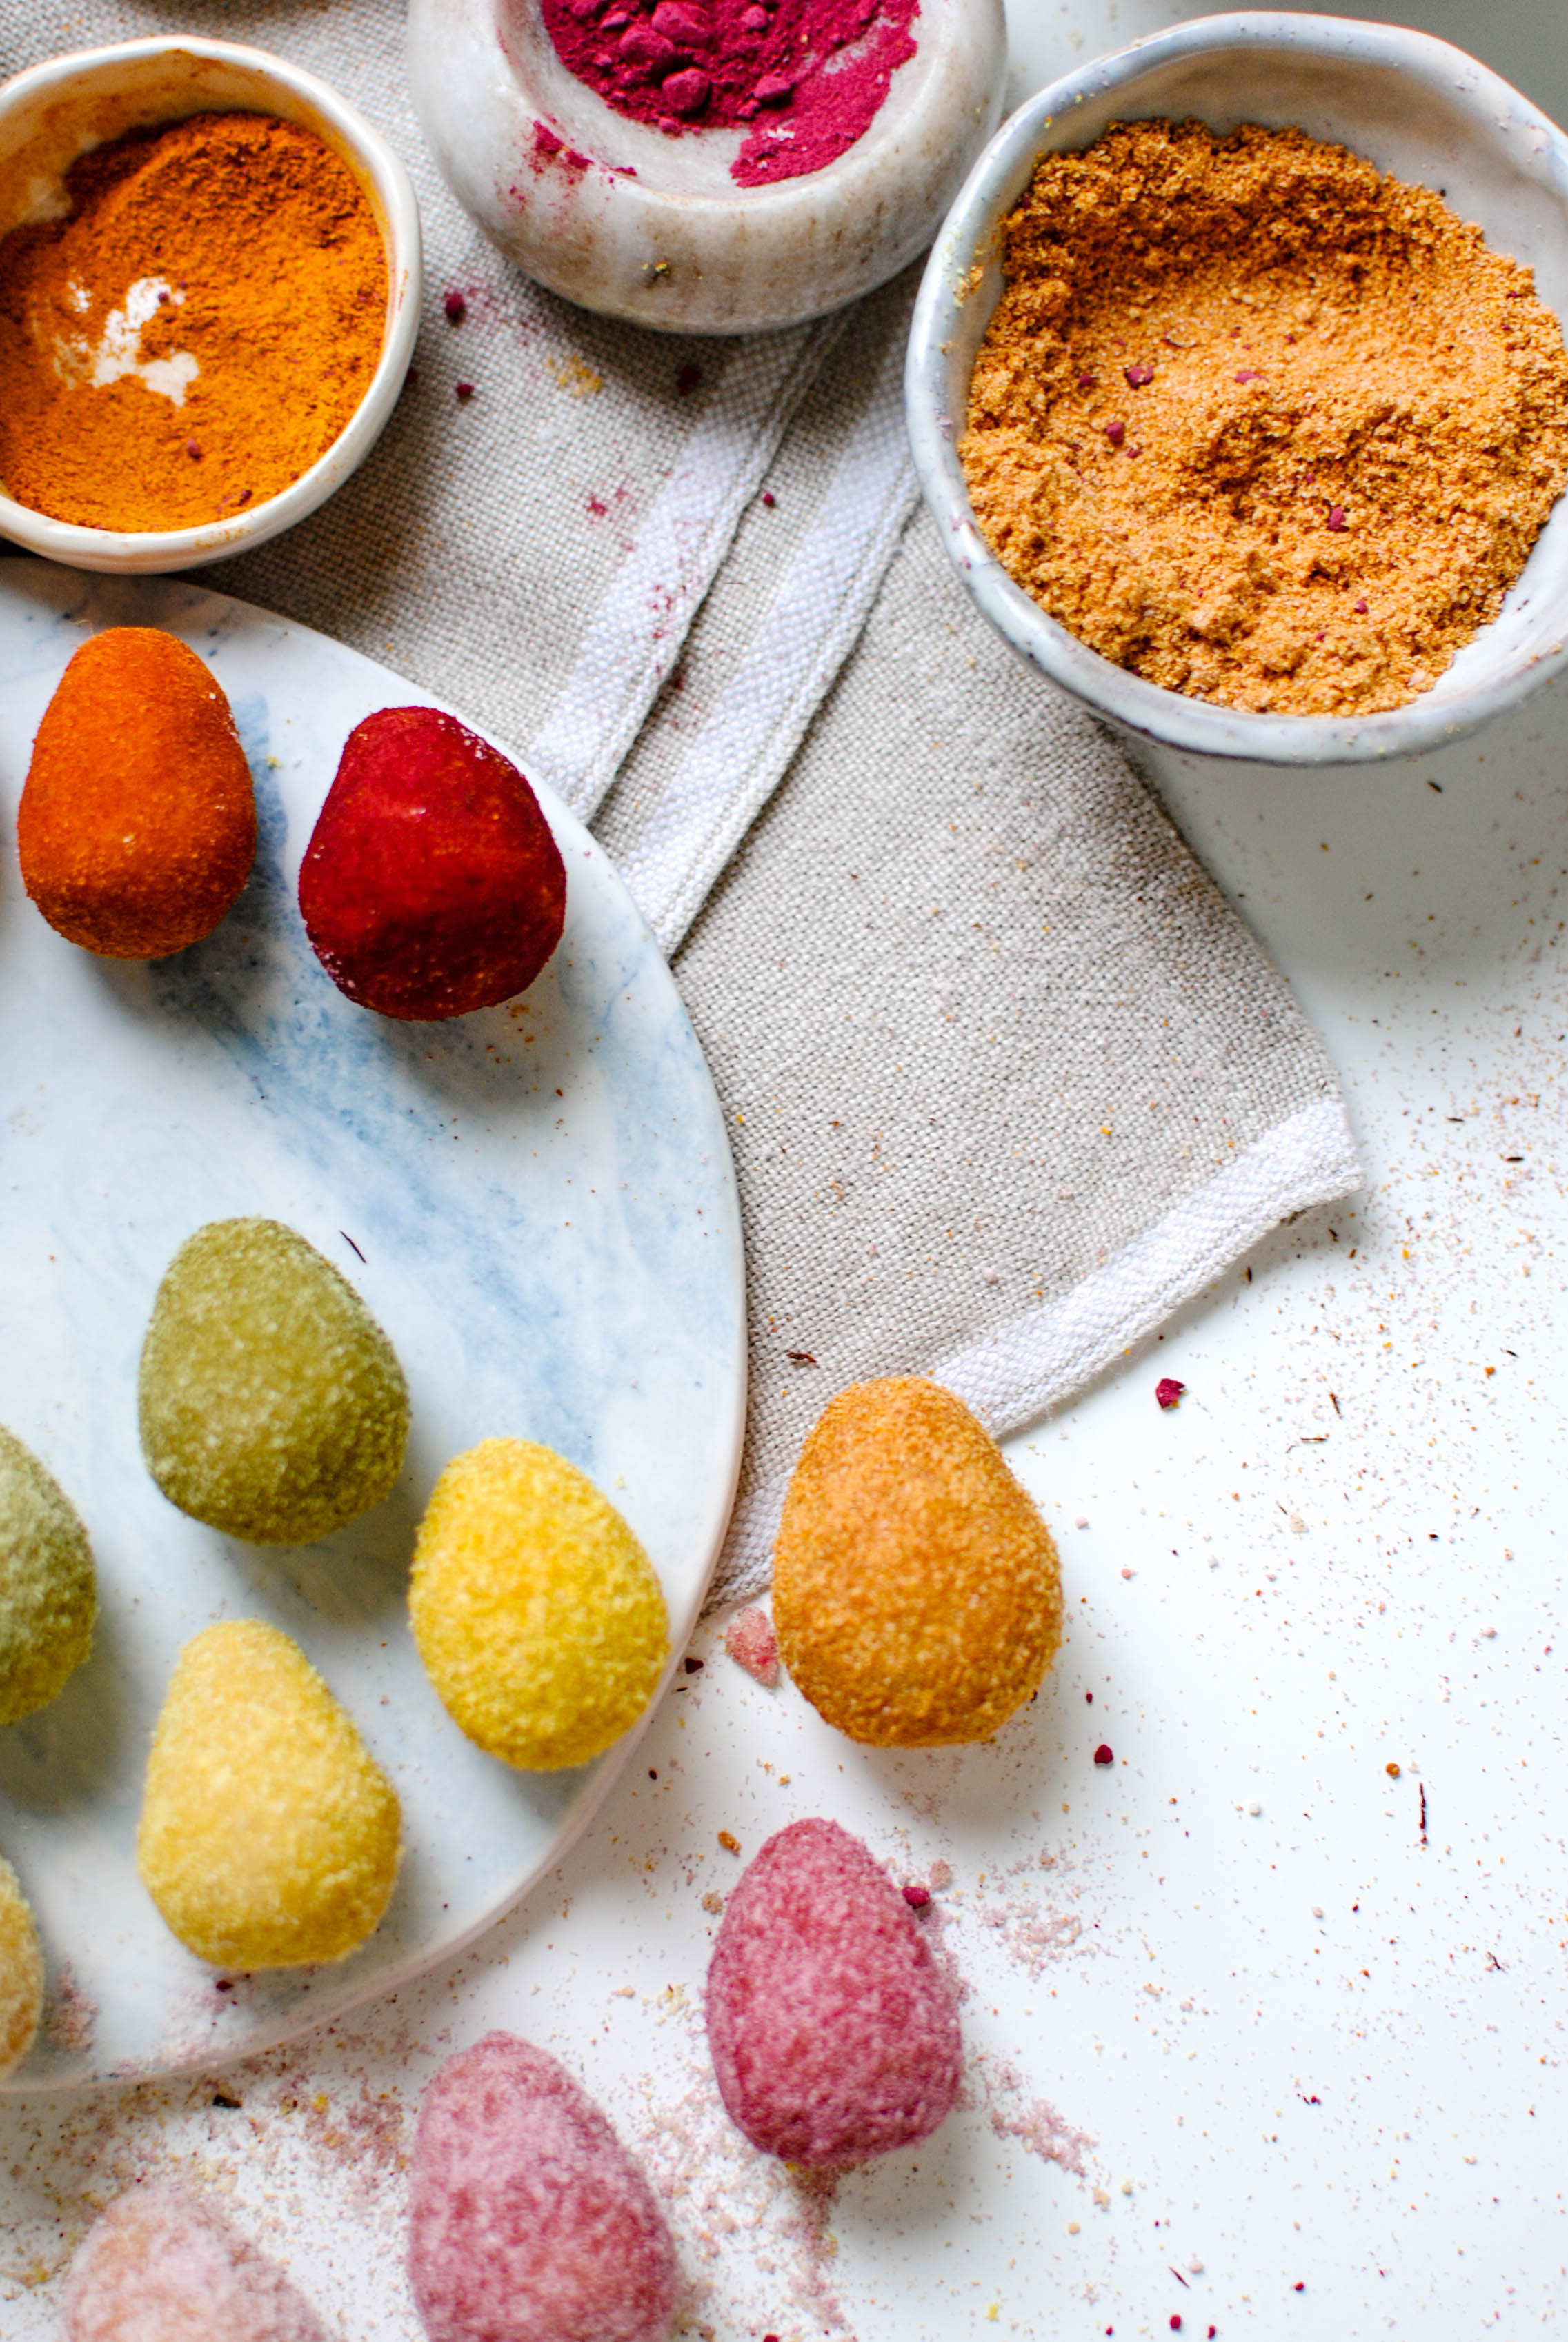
[657,511,1360,1600]
[4,5,1360,1612]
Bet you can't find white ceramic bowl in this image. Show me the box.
[0,39,422,575]
[409,0,1006,334]
[906,12,1568,766]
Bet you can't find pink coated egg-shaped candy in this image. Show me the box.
[408,2032,678,2342]
[61,2183,328,2342]
[706,1816,964,2167]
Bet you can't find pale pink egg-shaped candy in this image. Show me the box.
[706,1816,963,2166]
[408,2032,678,2342]
[61,2183,328,2342]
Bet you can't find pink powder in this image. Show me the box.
[61,2184,328,2342]
[408,2032,677,2342]
[989,2094,1095,2179]
[724,1606,780,1686]
[704,1816,963,2167]
[538,0,920,187]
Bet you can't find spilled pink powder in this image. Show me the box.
[408,2032,677,2342]
[705,1816,963,2167]
[61,2184,328,2342]
[724,1605,780,1686]
[538,0,920,186]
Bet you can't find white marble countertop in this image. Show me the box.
[3,5,1566,2336]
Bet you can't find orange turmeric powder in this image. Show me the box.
[20,628,256,959]
[0,112,386,533]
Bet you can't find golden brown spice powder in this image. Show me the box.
[0,112,385,533]
[961,120,1568,716]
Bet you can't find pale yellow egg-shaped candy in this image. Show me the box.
[410,1440,668,1770]
[0,1854,43,2077]
[137,1620,401,1967]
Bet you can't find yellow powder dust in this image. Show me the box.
[410,1439,669,1772]
[962,119,1568,716]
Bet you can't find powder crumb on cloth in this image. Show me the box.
[962,119,1568,716]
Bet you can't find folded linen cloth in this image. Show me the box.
[7,2,1361,1610]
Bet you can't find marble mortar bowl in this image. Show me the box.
[408,0,1006,334]
[906,12,1568,767]
[0,38,422,576]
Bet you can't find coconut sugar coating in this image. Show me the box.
[19,628,256,957]
[139,1218,410,1545]
[137,1618,401,1967]
[0,1422,96,1725]
[773,1376,1062,1746]
[706,1816,963,2166]
[298,706,567,1021]
[410,1439,669,1771]
[61,2183,329,2342]
[962,119,1568,717]
[0,1854,44,2078]
[408,2032,678,2342]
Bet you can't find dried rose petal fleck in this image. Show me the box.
[1327,505,1347,531]
[724,1606,780,1687]
[1155,1376,1185,1410]
[1105,420,1126,447]
[1093,1743,1114,1766]
[1124,362,1155,388]
[1078,371,1099,390]
[902,1883,931,1909]
[455,381,475,402]
[443,290,466,325]
[1234,368,1260,383]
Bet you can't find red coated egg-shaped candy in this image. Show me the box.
[299,707,566,1020]
[408,2032,678,2342]
[705,1816,963,2167]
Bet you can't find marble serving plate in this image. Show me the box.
[0,558,746,2092]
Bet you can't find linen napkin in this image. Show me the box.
[4,1,1361,1607]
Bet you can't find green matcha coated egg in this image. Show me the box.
[0,1426,96,1726]
[139,1219,410,1545]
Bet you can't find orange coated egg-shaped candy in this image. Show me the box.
[19,627,255,959]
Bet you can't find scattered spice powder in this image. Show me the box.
[962,120,1568,715]
[0,112,386,533]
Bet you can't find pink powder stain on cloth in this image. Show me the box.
[408,2032,678,2342]
[61,2184,328,2342]
[705,1816,963,2167]
[539,0,920,186]
[724,1605,780,1686]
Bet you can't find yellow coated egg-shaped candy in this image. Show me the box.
[137,1620,401,1967]
[0,1854,43,2078]
[410,1440,668,1771]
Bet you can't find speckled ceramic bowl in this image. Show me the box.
[906,12,1568,766]
[0,39,421,575]
[409,0,1006,333]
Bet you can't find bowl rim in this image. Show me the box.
[0,35,423,575]
[905,9,1568,768]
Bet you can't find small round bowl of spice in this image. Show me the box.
[408,0,1005,333]
[906,14,1568,764]
[0,39,420,573]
